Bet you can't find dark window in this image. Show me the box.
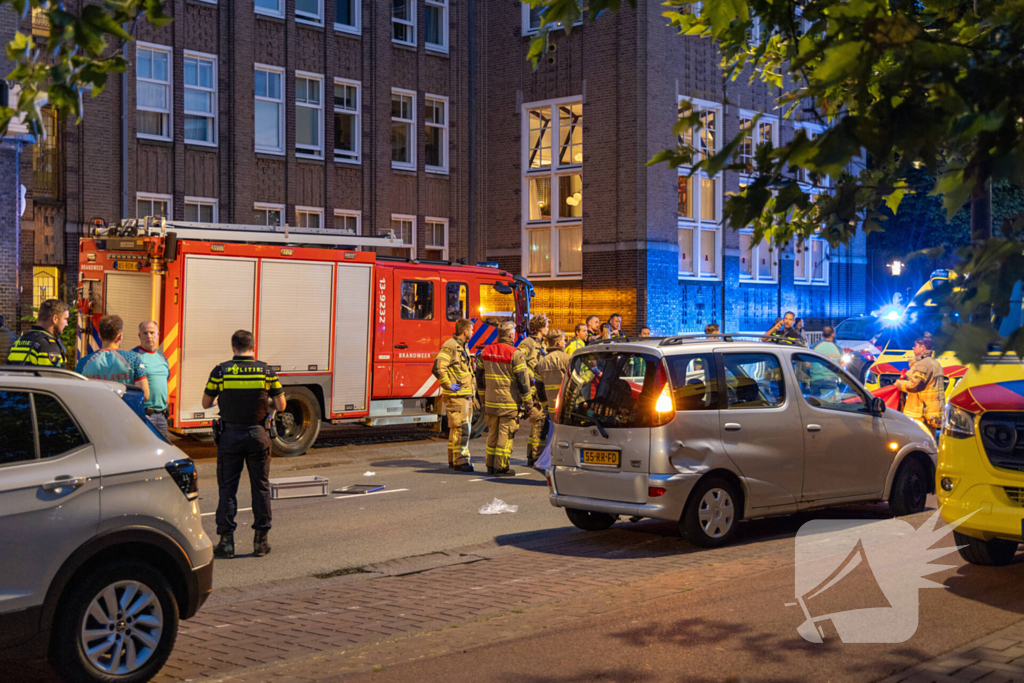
[791,354,870,414]
[400,281,434,320]
[722,353,785,409]
[666,354,718,411]
[0,391,35,464]
[558,351,664,429]
[446,282,468,321]
[34,393,87,458]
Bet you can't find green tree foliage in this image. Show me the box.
[1,0,171,139]
[526,0,1024,363]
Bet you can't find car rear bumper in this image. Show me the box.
[548,469,699,521]
[184,560,214,619]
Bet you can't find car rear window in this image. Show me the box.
[665,354,718,411]
[558,351,663,429]
[722,353,785,409]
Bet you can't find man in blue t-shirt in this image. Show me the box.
[134,320,171,440]
[77,315,149,402]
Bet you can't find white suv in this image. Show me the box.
[0,366,213,683]
[548,336,937,547]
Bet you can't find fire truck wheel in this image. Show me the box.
[272,386,321,458]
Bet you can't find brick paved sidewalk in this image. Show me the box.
[159,519,801,682]
[880,621,1024,683]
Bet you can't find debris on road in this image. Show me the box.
[364,471,376,476]
[270,475,330,499]
[334,484,387,495]
[479,498,518,515]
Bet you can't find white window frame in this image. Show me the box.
[792,233,829,286]
[183,50,217,147]
[676,97,723,281]
[333,78,361,164]
[424,217,449,260]
[253,202,285,226]
[332,209,361,235]
[521,96,583,281]
[425,0,449,53]
[793,120,830,188]
[738,109,780,174]
[738,229,779,284]
[295,0,323,26]
[254,64,285,155]
[334,0,360,35]
[295,206,325,230]
[136,192,173,220]
[295,71,324,159]
[521,1,583,36]
[254,0,284,19]
[391,88,416,171]
[183,197,218,223]
[136,42,172,142]
[392,0,416,47]
[424,95,448,174]
[389,214,417,257]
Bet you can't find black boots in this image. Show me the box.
[492,467,517,478]
[254,530,271,557]
[214,533,234,559]
[453,463,474,472]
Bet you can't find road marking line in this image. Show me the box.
[469,472,534,482]
[201,507,251,518]
[333,488,409,500]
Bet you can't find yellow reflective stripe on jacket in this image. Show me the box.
[222,379,269,390]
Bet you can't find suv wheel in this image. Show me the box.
[681,477,740,548]
[954,531,1019,566]
[51,562,179,683]
[889,457,928,517]
[565,508,617,531]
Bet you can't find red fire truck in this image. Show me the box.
[77,218,532,456]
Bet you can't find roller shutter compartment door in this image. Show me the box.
[104,272,153,343]
[258,260,333,372]
[332,264,372,413]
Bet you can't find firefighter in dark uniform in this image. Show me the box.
[8,299,70,367]
[201,330,286,559]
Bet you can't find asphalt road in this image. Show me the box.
[177,427,565,592]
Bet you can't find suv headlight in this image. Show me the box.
[942,403,975,439]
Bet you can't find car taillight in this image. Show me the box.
[649,486,667,497]
[651,361,675,427]
[166,459,199,501]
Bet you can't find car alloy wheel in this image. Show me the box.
[80,580,164,676]
[698,488,735,539]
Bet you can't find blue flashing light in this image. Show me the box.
[476,261,500,268]
[877,303,906,327]
[929,269,950,280]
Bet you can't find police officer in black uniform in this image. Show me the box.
[8,299,70,367]
[201,330,286,559]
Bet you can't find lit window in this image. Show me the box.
[184,53,217,145]
[424,219,448,259]
[32,266,60,310]
[391,90,415,170]
[253,203,284,226]
[677,97,722,280]
[425,96,448,172]
[333,210,360,235]
[738,112,778,172]
[255,0,283,18]
[425,0,448,52]
[137,193,171,219]
[255,66,284,154]
[739,231,777,283]
[334,79,360,163]
[522,98,583,279]
[296,73,324,158]
[296,207,323,229]
[136,44,171,140]
[392,0,415,46]
[296,0,322,24]
[336,0,359,33]
[184,198,218,222]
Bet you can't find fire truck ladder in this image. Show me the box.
[108,217,406,250]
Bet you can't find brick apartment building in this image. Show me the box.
[6,0,866,337]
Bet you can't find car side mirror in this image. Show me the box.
[871,397,886,415]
